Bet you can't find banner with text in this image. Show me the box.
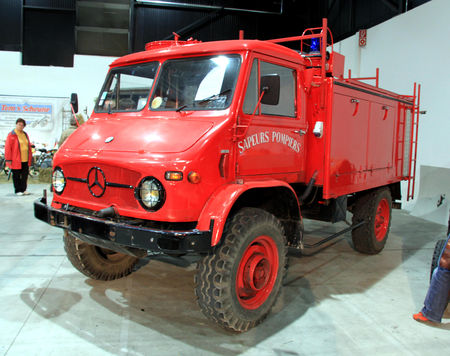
[0,95,71,149]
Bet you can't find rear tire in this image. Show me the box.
[195,208,287,332]
[63,231,139,281]
[351,188,392,254]
[430,239,446,281]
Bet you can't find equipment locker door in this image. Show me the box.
[236,57,307,182]
[328,89,370,196]
[367,101,396,171]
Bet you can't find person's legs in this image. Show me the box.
[20,162,29,193]
[11,168,21,194]
[416,235,450,323]
[420,266,450,322]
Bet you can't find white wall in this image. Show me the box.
[0,51,116,117]
[335,0,450,217]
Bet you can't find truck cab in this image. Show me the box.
[54,39,308,225]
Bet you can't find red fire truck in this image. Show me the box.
[35,19,421,332]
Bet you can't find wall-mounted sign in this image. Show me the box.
[359,29,367,47]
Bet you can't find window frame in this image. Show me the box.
[241,55,298,119]
[94,61,160,114]
[148,54,242,112]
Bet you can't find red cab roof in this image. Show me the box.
[110,39,305,67]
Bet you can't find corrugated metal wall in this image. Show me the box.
[0,0,431,66]
[0,0,22,51]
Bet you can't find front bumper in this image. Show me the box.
[34,196,214,255]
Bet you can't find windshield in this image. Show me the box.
[150,55,241,111]
[96,62,159,112]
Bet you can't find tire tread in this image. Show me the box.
[351,188,392,254]
[63,232,138,281]
[195,208,287,332]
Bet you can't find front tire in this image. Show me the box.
[63,231,139,281]
[195,208,287,332]
[351,188,392,254]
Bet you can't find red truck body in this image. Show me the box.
[35,19,421,332]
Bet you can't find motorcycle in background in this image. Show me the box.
[0,142,56,179]
[29,148,56,177]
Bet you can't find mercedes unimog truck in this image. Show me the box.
[35,19,422,332]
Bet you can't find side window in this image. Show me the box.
[242,59,296,117]
[242,59,259,115]
[260,61,296,117]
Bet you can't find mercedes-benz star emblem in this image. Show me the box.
[105,136,114,143]
[87,167,107,197]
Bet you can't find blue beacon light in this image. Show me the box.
[310,38,320,52]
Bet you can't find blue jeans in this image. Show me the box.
[421,234,450,322]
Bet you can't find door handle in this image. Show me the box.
[293,129,307,136]
[351,98,360,116]
[382,105,389,120]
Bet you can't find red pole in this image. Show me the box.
[407,82,417,199]
[411,84,421,199]
[320,18,327,108]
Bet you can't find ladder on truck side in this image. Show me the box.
[396,83,421,201]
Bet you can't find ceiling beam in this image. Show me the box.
[380,0,402,13]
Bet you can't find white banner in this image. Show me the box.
[0,95,71,149]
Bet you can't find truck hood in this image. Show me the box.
[63,117,214,154]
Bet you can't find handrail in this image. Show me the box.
[267,19,334,108]
[347,68,379,88]
[268,18,333,85]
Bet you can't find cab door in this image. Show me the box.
[236,56,307,182]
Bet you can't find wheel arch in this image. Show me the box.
[196,181,302,247]
[388,182,401,201]
[348,183,399,211]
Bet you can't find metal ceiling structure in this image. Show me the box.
[0,0,431,66]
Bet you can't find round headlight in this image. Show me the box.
[52,167,66,194]
[136,177,165,211]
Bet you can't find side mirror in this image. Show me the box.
[70,93,78,113]
[260,74,280,106]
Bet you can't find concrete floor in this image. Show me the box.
[0,182,449,356]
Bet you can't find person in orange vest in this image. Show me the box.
[4,118,33,196]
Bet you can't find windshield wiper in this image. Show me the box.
[176,105,188,112]
[198,89,231,104]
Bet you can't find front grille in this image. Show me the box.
[60,163,141,210]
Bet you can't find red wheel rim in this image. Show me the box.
[236,235,279,310]
[374,198,390,241]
